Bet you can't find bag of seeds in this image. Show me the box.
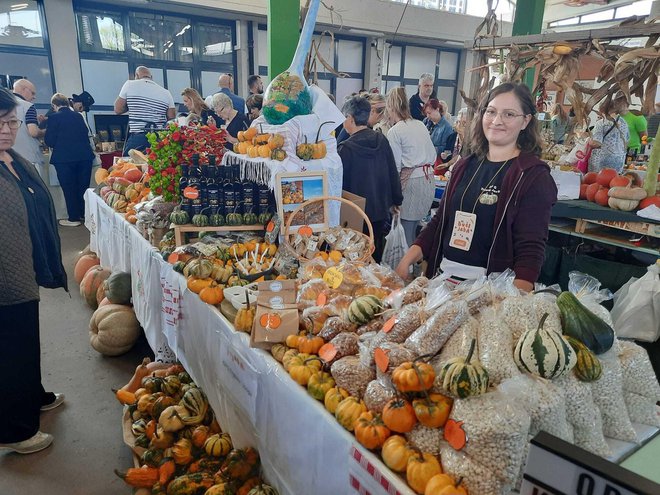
[363,379,396,414]
[522,375,572,442]
[404,299,469,357]
[624,391,660,427]
[477,307,520,386]
[500,294,537,346]
[618,340,660,400]
[440,443,509,495]
[330,355,375,399]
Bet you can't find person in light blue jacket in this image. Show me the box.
[423,98,454,158]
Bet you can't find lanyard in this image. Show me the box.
[458,159,510,214]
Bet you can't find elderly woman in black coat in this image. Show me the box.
[0,88,67,454]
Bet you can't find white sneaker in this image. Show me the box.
[58,220,81,227]
[41,393,65,411]
[0,431,53,454]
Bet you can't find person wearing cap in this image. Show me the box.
[71,91,95,113]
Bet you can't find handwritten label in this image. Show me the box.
[160,276,181,328]
[306,239,318,253]
[323,267,344,289]
[449,211,476,251]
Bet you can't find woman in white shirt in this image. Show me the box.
[385,87,437,246]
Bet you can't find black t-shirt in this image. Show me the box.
[225,113,250,151]
[442,156,511,268]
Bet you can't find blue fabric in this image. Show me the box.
[44,107,94,163]
[424,116,453,154]
[123,132,150,156]
[3,159,67,289]
[53,160,92,221]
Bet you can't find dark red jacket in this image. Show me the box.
[414,152,557,283]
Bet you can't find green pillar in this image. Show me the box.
[268,0,300,78]
[511,0,546,89]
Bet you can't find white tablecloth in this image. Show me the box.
[84,189,413,495]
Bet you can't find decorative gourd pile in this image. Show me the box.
[234,126,287,162]
[114,360,278,495]
[96,160,149,219]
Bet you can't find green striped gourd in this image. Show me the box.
[347,295,383,325]
[514,313,577,379]
[566,336,602,382]
[204,432,233,457]
[180,387,208,424]
[439,339,489,398]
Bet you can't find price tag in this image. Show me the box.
[449,210,476,251]
[316,292,327,306]
[325,232,337,244]
[319,343,337,362]
[306,239,318,253]
[323,267,344,289]
[347,251,360,261]
[374,348,390,373]
[382,316,396,333]
[444,419,467,450]
[183,186,199,199]
[299,225,313,237]
[294,234,303,246]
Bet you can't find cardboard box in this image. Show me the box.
[340,190,367,231]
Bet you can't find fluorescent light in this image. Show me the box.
[11,3,29,10]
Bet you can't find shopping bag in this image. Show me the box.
[610,263,660,342]
[381,214,408,269]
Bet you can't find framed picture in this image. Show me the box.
[275,171,328,233]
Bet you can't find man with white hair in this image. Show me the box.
[205,73,247,115]
[409,73,436,121]
[12,79,45,172]
[114,66,175,156]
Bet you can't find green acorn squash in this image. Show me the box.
[103,271,132,305]
[555,291,614,355]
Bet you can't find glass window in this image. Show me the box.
[129,12,192,62]
[80,59,129,106]
[384,45,402,78]
[616,1,652,19]
[403,46,437,79]
[0,51,52,104]
[198,22,233,64]
[581,9,614,24]
[315,78,331,95]
[76,11,124,54]
[201,71,223,98]
[336,77,363,105]
[166,69,191,106]
[337,39,363,74]
[257,27,268,68]
[438,51,458,80]
[436,86,456,113]
[0,0,43,48]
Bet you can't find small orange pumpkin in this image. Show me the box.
[407,448,442,494]
[412,393,453,429]
[199,282,224,305]
[187,277,214,294]
[392,361,435,393]
[297,333,324,354]
[382,397,417,433]
[354,411,391,450]
[381,435,413,473]
[424,474,467,495]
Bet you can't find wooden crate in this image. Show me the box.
[173,224,265,246]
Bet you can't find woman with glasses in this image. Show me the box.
[181,88,222,128]
[212,92,250,152]
[0,88,67,454]
[395,83,556,292]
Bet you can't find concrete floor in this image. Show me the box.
[0,225,150,495]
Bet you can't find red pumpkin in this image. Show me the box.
[74,253,100,284]
[594,187,610,207]
[583,172,598,185]
[597,168,617,187]
[638,195,660,209]
[585,183,600,202]
[609,175,631,188]
[80,266,112,309]
[579,183,588,200]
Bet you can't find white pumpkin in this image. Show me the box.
[514,313,576,379]
[89,304,141,356]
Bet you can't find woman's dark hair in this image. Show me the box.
[246,94,263,112]
[422,98,443,115]
[342,96,371,126]
[0,87,18,116]
[470,82,544,160]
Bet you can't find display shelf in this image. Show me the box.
[549,219,660,256]
[172,223,265,246]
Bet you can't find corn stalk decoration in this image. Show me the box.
[463,15,660,131]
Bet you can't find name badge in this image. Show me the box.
[449,211,476,251]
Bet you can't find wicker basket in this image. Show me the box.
[282,195,374,263]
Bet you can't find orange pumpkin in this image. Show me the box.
[382,397,417,433]
[297,333,324,354]
[268,133,285,149]
[258,144,271,158]
[354,411,391,450]
[392,361,435,393]
[74,253,100,284]
[191,425,210,448]
[381,435,413,473]
[286,333,301,349]
[424,474,467,495]
[199,282,224,305]
[247,146,259,158]
[412,393,452,428]
[407,449,442,494]
[80,266,112,309]
[187,277,214,294]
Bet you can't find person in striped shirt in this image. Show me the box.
[114,66,176,156]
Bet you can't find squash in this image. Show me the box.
[209,211,225,227]
[74,253,100,284]
[324,386,349,414]
[347,295,383,325]
[191,425,211,449]
[80,266,112,309]
[204,432,233,457]
[287,355,322,386]
[424,474,467,495]
[243,211,258,225]
[267,133,285,149]
[181,387,209,423]
[270,343,288,363]
[131,418,148,436]
[566,336,603,382]
[170,208,190,225]
[334,396,367,431]
[281,349,300,371]
[392,361,435,393]
[354,411,391,450]
[158,457,177,486]
[608,185,647,201]
[199,282,224,306]
[307,371,335,401]
[406,449,442,495]
[270,148,286,161]
[142,447,164,468]
[165,473,215,495]
[412,393,452,429]
[311,121,333,159]
[382,435,413,473]
[438,339,489,398]
[192,211,210,227]
[608,197,639,211]
[151,426,175,449]
[217,447,260,482]
[171,438,194,465]
[554,290,615,355]
[152,396,177,420]
[162,375,182,396]
[296,333,324,354]
[382,398,417,433]
[114,467,159,488]
[246,484,277,495]
[89,304,140,356]
[187,277,214,294]
[295,137,314,161]
[188,457,223,474]
[513,313,576,379]
[226,212,243,226]
[185,258,214,279]
[204,481,239,495]
[103,271,132,305]
[234,291,255,333]
[159,404,189,432]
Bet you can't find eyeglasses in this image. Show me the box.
[0,119,22,130]
[482,108,526,123]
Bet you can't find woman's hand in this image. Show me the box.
[513,278,534,293]
[226,134,238,144]
[395,245,423,281]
